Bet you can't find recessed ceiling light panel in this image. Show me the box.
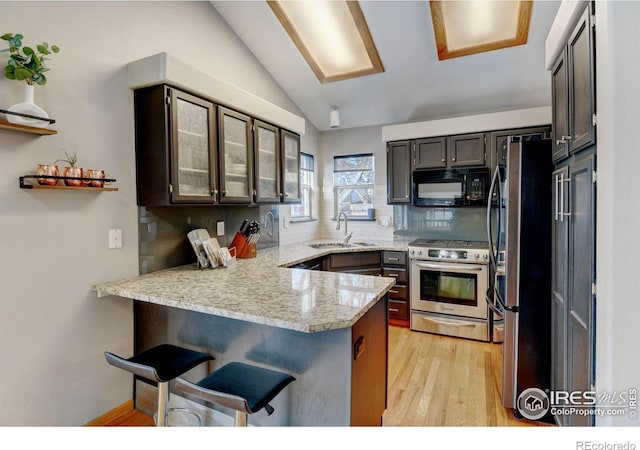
[268,1,384,83]
[430,0,533,60]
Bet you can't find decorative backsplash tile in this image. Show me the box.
[139,205,279,274]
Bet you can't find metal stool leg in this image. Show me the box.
[235,410,247,427]
[156,381,169,427]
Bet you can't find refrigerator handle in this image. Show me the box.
[561,174,571,221]
[486,165,500,267]
[494,283,518,313]
[486,289,504,318]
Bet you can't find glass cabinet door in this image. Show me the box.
[170,90,217,203]
[254,120,280,203]
[218,106,252,204]
[281,130,300,203]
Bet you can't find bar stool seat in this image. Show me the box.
[175,362,295,426]
[105,344,213,426]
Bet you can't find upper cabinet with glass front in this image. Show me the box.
[253,120,280,203]
[134,84,300,206]
[135,85,218,206]
[218,107,253,204]
[281,130,301,203]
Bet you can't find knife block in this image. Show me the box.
[230,232,257,259]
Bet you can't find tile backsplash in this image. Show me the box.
[139,205,279,274]
[393,205,490,241]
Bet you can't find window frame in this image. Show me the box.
[333,153,375,219]
[291,152,314,221]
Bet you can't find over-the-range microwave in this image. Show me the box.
[412,167,489,207]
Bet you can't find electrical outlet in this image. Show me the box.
[109,228,122,249]
[216,221,225,236]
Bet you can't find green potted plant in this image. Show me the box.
[1,33,60,128]
[54,150,83,187]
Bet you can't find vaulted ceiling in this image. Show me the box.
[212,1,561,132]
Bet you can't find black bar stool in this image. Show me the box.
[104,344,213,426]
[175,362,295,426]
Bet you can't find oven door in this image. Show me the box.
[410,260,489,320]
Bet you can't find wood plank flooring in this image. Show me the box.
[94,326,547,427]
[383,325,545,426]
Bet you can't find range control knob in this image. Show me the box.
[418,250,423,256]
[482,254,488,260]
[410,250,415,255]
[474,253,480,260]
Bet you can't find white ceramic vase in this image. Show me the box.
[7,84,50,128]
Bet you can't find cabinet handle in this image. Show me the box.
[451,157,456,162]
[556,135,572,145]
[561,175,571,220]
[389,290,399,294]
[222,190,227,196]
[388,257,400,261]
[211,189,218,196]
[441,158,445,162]
[389,308,400,313]
[388,273,399,277]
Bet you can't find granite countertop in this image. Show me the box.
[94,239,410,333]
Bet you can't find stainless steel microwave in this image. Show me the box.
[412,168,489,207]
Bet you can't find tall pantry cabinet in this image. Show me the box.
[550,1,596,427]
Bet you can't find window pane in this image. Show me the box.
[334,154,373,171]
[333,154,374,218]
[291,153,313,219]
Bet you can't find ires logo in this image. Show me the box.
[517,387,638,420]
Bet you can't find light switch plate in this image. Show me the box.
[216,221,225,236]
[109,228,122,249]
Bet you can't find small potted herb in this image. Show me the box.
[54,150,84,187]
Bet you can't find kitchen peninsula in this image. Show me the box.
[94,243,398,426]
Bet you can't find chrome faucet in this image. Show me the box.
[336,212,353,245]
[263,210,275,240]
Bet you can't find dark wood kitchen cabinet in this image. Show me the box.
[327,251,382,276]
[280,130,301,204]
[253,120,280,203]
[412,137,447,169]
[550,3,597,427]
[134,84,301,206]
[447,132,486,168]
[387,140,412,204]
[551,150,596,427]
[552,2,596,163]
[489,126,551,173]
[134,85,218,206]
[218,106,253,204]
[411,134,485,170]
[382,251,409,326]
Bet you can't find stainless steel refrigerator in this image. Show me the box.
[487,137,553,415]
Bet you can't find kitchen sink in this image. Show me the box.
[308,242,378,249]
[352,242,377,247]
[308,242,356,249]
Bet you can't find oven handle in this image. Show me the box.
[420,316,476,328]
[413,262,484,272]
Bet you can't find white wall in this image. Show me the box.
[0,1,307,425]
[594,1,640,426]
[317,126,394,242]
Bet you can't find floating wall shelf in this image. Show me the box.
[0,120,57,135]
[19,175,118,191]
[0,109,57,135]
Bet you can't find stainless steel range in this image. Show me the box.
[408,239,491,341]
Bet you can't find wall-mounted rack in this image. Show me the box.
[0,109,57,135]
[19,175,118,191]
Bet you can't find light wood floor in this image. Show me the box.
[95,326,547,427]
[383,325,544,426]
